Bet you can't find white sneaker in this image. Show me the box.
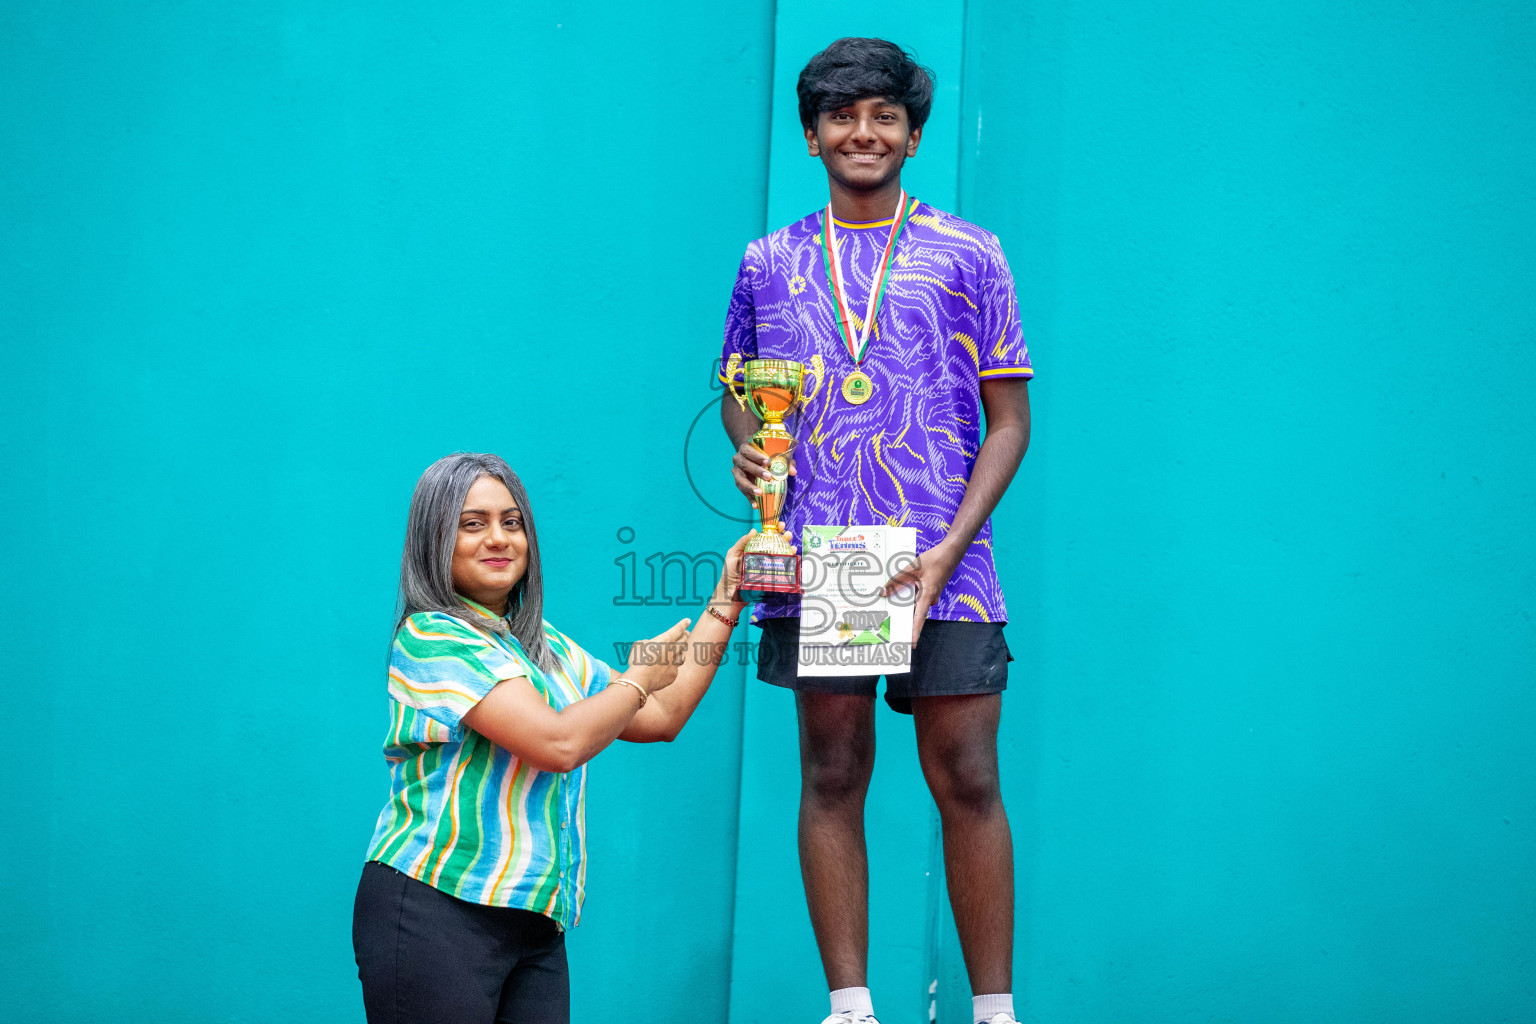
[979,1015,1019,1024]
[819,1016,880,1024]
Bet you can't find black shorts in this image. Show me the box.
[756,617,1012,715]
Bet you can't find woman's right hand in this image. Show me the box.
[622,617,691,696]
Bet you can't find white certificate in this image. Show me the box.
[796,525,918,678]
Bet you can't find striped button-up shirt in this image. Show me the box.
[365,604,611,928]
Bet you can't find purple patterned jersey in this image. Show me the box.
[720,200,1033,623]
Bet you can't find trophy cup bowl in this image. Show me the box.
[725,356,824,601]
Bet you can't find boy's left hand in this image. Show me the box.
[882,541,963,646]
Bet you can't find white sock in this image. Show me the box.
[973,993,1014,1022]
[830,986,874,1018]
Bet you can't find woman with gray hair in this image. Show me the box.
[352,452,751,1024]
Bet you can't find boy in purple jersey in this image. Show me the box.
[718,37,1032,1024]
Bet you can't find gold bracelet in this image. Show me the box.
[611,676,648,708]
[706,604,741,628]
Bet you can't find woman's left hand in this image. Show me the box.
[715,531,755,607]
[619,531,757,745]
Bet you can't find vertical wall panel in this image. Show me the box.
[728,5,968,1023]
[960,1,1536,1021]
[0,3,773,1021]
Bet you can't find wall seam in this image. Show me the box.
[929,14,973,1023]
[723,2,778,1018]
[955,0,972,217]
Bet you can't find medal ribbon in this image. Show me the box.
[821,190,913,366]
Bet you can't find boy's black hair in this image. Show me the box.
[797,37,935,132]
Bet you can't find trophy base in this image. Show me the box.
[739,551,801,602]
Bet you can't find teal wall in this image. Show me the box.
[1,3,773,1020]
[2,2,1532,1023]
[960,3,1536,1020]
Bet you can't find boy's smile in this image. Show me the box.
[807,96,923,195]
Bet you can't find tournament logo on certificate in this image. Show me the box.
[797,525,918,677]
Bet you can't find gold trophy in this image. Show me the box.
[725,354,824,600]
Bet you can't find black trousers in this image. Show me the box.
[353,861,570,1024]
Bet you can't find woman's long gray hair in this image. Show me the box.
[395,452,556,673]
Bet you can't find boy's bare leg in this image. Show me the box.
[914,693,1013,995]
[796,690,878,990]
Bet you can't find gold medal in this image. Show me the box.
[823,192,911,411]
[842,369,874,405]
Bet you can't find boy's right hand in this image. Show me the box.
[623,618,690,695]
[731,442,795,509]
